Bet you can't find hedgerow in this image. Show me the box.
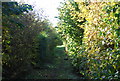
[57,0,120,79]
[2,2,61,79]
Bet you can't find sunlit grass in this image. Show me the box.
[56,45,65,48]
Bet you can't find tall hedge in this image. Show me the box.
[2,2,61,79]
[57,0,120,79]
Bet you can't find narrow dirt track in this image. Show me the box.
[24,46,80,79]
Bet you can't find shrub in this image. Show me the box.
[57,0,120,79]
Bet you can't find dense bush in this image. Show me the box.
[2,2,61,79]
[57,0,120,79]
[2,2,35,78]
[57,0,84,54]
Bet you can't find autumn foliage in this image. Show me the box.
[57,0,120,79]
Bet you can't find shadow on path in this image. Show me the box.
[25,45,80,79]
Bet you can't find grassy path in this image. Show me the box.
[24,45,80,79]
